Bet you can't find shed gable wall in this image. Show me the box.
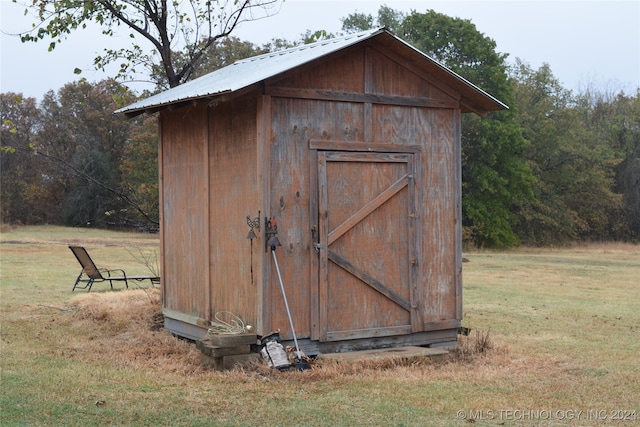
[263,43,462,340]
[271,44,458,103]
[272,48,365,92]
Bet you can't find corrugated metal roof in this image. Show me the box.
[116,28,507,116]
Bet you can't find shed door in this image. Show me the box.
[316,151,421,342]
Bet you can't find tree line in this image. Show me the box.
[2,6,639,246]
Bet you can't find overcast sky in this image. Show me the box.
[1,0,639,101]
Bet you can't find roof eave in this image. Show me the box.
[378,31,509,116]
[120,88,241,118]
[460,94,509,117]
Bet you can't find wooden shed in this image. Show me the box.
[117,28,507,354]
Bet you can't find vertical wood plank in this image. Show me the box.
[158,114,166,310]
[408,152,422,332]
[364,102,372,142]
[309,148,320,340]
[257,95,272,334]
[364,47,373,141]
[317,151,329,341]
[453,108,463,321]
[204,107,211,323]
[423,108,457,323]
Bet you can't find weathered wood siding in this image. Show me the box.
[266,98,316,337]
[208,97,261,330]
[263,42,462,340]
[371,105,460,324]
[160,106,210,320]
[319,151,416,341]
[160,38,465,344]
[366,44,462,326]
[421,109,460,323]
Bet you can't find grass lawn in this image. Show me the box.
[1,226,639,426]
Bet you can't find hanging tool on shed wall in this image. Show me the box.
[246,211,260,286]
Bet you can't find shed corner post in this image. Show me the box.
[454,107,463,321]
[256,94,272,334]
[158,112,167,310]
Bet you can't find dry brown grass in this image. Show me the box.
[449,329,496,363]
[66,289,518,391]
[65,289,206,375]
[63,288,505,382]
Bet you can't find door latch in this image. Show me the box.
[313,242,326,253]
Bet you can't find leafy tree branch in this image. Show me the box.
[16,0,281,88]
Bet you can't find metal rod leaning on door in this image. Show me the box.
[267,219,311,371]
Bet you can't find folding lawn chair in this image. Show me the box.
[69,245,160,292]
